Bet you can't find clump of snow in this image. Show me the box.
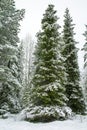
[16,109,27,121]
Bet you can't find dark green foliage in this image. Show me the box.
[32,4,67,107]
[62,8,86,114]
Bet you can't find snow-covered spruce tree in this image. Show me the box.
[0,0,25,115]
[83,25,87,108]
[25,5,71,122]
[62,8,85,114]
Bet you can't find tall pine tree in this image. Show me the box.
[0,0,24,115]
[62,8,85,114]
[83,25,87,108]
[26,5,71,122]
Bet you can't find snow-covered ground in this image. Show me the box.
[0,115,87,130]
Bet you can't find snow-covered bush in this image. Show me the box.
[18,105,72,122]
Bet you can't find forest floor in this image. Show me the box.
[0,114,87,130]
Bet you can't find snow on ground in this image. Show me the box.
[0,115,87,130]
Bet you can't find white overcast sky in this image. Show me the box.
[15,0,87,71]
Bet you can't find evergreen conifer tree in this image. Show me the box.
[83,25,87,107]
[0,0,24,115]
[62,8,85,114]
[27,5,71,122]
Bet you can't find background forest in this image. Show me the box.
[0,0,87,123]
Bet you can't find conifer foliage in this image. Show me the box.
[0,0,25,115]
[26,5,71,122]
[83,25,87,107]
[62,8,85,114]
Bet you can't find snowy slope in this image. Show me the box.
[0,115,87,130]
